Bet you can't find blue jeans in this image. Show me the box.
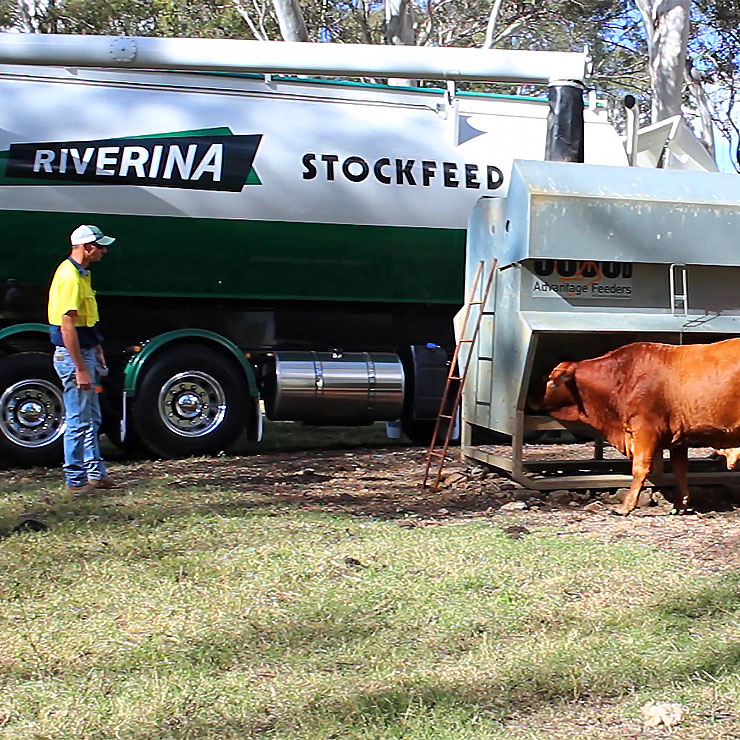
[53,347,107,487]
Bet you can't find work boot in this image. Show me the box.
[88,476,119,489]
[65,482,96,495]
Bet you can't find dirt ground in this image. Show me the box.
[4,443,740,574]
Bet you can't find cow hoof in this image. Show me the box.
[612,506,633,517]
[669,507,696,516]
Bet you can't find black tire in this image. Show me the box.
[132,345,248,459]
[0,352,65,466]
[402,417,460,446]
[401,419,438,446]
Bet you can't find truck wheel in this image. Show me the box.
[402,418,461,446]
[0,352,65,465]
[401,419,438,445]
[132,346,247,459]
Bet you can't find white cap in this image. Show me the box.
[70,224,116,247]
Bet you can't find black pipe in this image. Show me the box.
[545,80,585,163]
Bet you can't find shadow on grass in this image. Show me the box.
[38,579,740,740]
[243,576,740,737]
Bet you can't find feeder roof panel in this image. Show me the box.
[499,160,740,267]
[511,159,740,204]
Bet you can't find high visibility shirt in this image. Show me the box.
[48,258,103,347]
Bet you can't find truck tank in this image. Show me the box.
[0,66,626,303]
[0,37,628,463]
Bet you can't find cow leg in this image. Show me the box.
[669,444,691,514]
[615,433,658,515]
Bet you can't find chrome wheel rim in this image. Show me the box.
[157,371,227,437]
[0,379,65,448]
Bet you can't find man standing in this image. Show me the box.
[48,224,117,493]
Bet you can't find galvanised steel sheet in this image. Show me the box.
[499,160,740,267]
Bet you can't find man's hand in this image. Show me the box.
[75,367,94,390]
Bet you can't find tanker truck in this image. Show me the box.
[0,33,628,463]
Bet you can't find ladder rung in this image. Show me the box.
[448,375,461,381]
[438,413,453,419]
[458,338,474,343]
[428,450,445,458]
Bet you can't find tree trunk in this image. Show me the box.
[272,0,308,41]
[386,0,414,45]
[483,0,505,49]
[386,0,417,87]
[17,0,40,32]
[635,0,689,123]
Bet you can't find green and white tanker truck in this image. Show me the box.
[0,33,628,463]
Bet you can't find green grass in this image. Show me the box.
[1,474,740,739]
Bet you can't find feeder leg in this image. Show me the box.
[594,438,604,460]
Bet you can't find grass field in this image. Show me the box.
[2,438,740,738]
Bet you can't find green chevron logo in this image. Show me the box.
[0,127,262,191]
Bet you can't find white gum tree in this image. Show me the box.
[634,0,690,122]
[270,0,308,41]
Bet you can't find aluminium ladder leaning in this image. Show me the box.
[422,259,497,490]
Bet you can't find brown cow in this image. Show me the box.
[536,338,740,515]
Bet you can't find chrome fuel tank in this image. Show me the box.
[264,351,405,423]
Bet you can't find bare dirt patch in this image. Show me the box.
[5,443,740,574]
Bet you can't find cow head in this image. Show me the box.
[540,361,581,421]
[714,448,740,470]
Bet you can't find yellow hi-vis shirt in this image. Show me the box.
[47,259,99,327]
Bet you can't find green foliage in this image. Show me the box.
[461,1,651,118]
[692,1,740,165]
[33,0,252,37]
[0,0,20,29]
